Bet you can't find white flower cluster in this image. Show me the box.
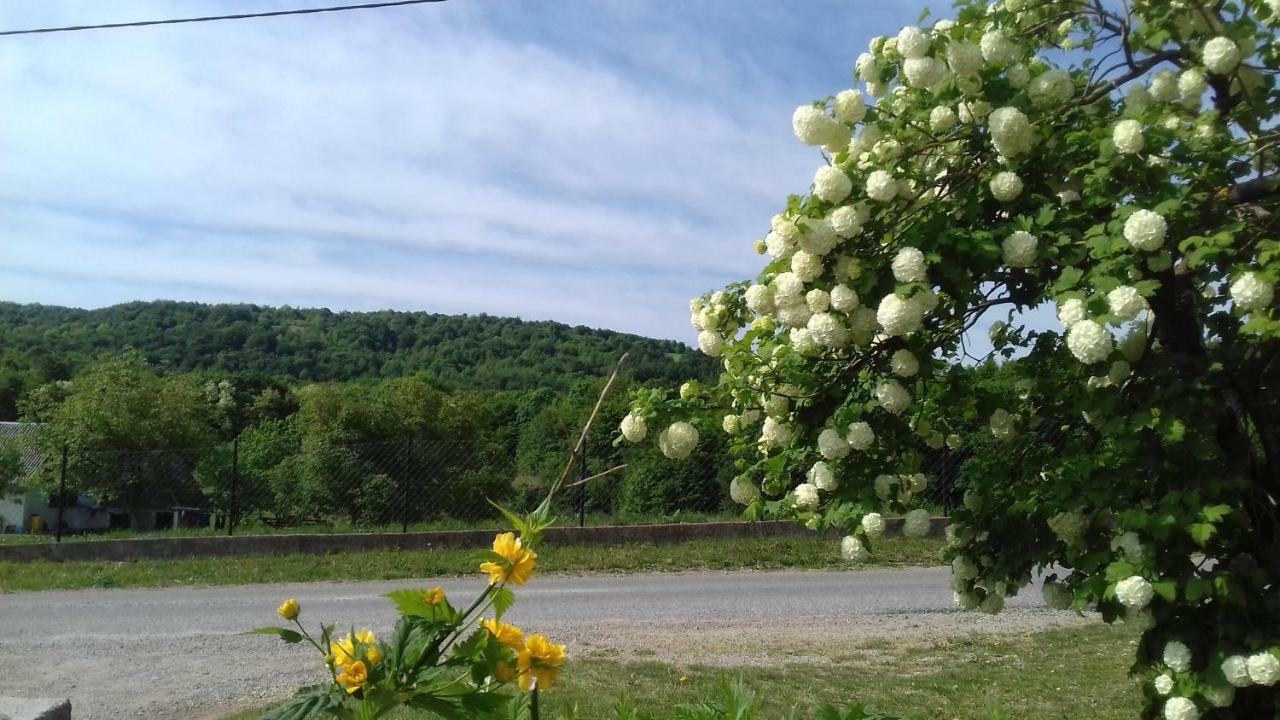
[989,171,1023,202]
[1163,641,1192,672]
[841,534,870,562]
[866,169,899,202]
[979,30,1020,65]
[1162,697,1199,720]
[902,508,932,538]
[658,421,699,460]
[1230,271,1274,312]
[1002,230,1037,267]
[1124,209,1167,252]
[874,379,912,414]
[989,408,1015,439]
[890,349,919,377]
[891,247,928,283]
[729,476,760,505]
[877,293,927,337]
[1067,319,1114,364]
[793,482,820,510]
[1028,68,1073,107]
[813,165,853,203]
[1115,575,1154,609]
[760,416,794,449]
[1202,36,1242,75]
[861,512,885,539]
[847,421,876,450]
[1107,286,1148,320]
[808,461,838,491]
[1113,119,1144,154]
[988,107,1035,157]
[1057,298,1086,328]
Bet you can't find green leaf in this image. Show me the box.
[1201,505,1231,523]
[248,627,305,644]
[385,590,460,624]
[259,685,345,720]
[491,587,516,619]
[1189,523,1216,546]
[1151,580,1178,602]
[1185,578,1212,602]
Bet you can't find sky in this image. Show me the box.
[0,0,975,346]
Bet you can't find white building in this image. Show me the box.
[0,422,110,535]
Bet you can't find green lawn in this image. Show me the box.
[0,535,944,592]
[225,624,1141,720]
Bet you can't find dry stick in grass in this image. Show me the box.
[551,353,629,495]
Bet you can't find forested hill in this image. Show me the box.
[0,300,713,392]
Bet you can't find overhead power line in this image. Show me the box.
[0,0,451,37]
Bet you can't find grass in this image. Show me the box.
[0,511,748,545]
[223,624,1141,720]
[0,534,944,592]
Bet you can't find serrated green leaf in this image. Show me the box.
[491,587,516,619]
[248,627,305,644]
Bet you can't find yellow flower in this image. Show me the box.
[479,532,537,586]
[423,587,447,606]
[517,634,567,692]
[330,629,378,667]
[277,598,300,621]
[482,618,525,649]
[336,660,368,695]
[494,660,517,684]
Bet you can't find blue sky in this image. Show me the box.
[0,0,950,344]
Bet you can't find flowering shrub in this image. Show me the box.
[254,509,565,719]
[624,0,1280,716]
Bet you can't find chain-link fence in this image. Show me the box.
[1,420,1078,543]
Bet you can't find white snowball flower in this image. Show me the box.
[1110,530,1144,561]
[721,414,743,435]
[890,349,919,377]
[902,508,932,537]
[855,52,881,82]
[1164,641,1192,672]
[828,205,867,238]
[1153,674,1174,696]
[873,474,895,500]
[761,391,790,417]
[1045,300,1071,330]
[988,107,1035,157]
[877,293,926,337]
[1162,697,1199,720]
[1126,83,1153,112]
[798,217,839,255]
[805,289,830,314]
[841,535,870,563]
[1124,209,1168,251]
[930,105,958,134]
[1115,575,1154,609]
[847,421,875,450]
[1006,62,1030,88]
[892,247,928,283]
[1113,119,1144,154]
[990,408,1015,439]
[745,284,775,314]
[989,171,1024,202]
[813,165,853,203]
[861,512,885,539]
[1106,286,1147,321]
[1223,656,1254,687]
[1067,320,1114,364]
[793,105,841,146]
[1150,69,1179,102]
[1202,683,1234,709]
[808,461,838,492]
[729,476,760,505]
[1230,271,1274,312]
[896,25,929,58]
[830,284,859,312]
[979,30,1020,65]
[773,272,805,300]
[790,327,818,354]
[903,56,948,88]
[817,428,851,460]
[1248,652,1280,685]
[1203,36,1242,75]
[659,422,699,460]
[1002,230,1037,267]
[1178,68,1207,105]
[807,312,848,348]
[875,379,912,414]
[791,250,824,282]
[952,555,979,581]
[620,413,647,443]
[1028,68,1073,107]
[697,330,726,357]
[866,170,899,202]
[793,482,820,510]
[833,89,867,123]
[866,80,888,97]
[1041,580,1073,610]
[760,416,794,448]
[947,41,983,76]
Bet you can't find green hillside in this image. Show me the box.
[0,301,713,419]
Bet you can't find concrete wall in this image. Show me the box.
[0,517,946,564]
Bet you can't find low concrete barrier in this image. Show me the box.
[0,517,944,564]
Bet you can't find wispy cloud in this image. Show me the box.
[0,0,930,340]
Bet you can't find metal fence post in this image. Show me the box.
[402,435,412,534]
[228,436,239,537]
[56,444,68,543]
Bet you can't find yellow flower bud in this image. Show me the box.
[423,587,446,606]
[277,598,300,621]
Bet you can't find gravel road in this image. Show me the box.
[0,568,1086,719]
